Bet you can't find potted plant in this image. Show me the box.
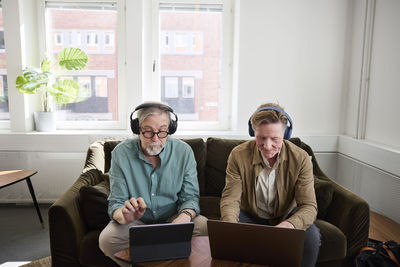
[16,47,88,131]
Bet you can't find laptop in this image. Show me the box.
[129,222,194,263]
[207,220,306,267]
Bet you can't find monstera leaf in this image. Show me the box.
[16,67,50,94]
[49,79,83,105]
[58,47,88,70]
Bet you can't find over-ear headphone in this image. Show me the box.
[248,106,293,139]
[130,103,178,135]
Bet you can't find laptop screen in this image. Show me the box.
[207,220,305,267]
[129,222,194,263]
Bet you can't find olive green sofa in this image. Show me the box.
[48,137,369,267]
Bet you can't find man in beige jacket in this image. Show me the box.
[220,103,320,267]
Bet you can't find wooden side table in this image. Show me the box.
[0,170,44,228]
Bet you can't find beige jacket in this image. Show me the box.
[220,139,317,230]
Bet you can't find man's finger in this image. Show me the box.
[124,200,136,212]
[129,197,139,210]
[137,197,147,210]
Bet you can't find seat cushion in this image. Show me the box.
[316,219,347,262]
[79,175,110,230]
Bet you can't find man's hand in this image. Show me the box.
[276,220,295,229]
[113,197,147,225]
[172,210,194,224]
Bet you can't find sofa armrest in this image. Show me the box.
[324,182,370,265]
[49,169,103,267]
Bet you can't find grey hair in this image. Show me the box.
[137,106,171,127]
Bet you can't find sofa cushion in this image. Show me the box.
[314,176,334,219]
[79,174,110,230]
[181,138,207,196]
[104,140,122,173]
[205,138,246,196]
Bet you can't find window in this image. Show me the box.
[153,1,232,129]
[104,32,114,46]
[191,32,203,53]
[182,77,194,98]
[0,29,5,50]
[77,76,92,97]
[95,77,108,97]
[160,31,203,55]
[76,32,82,46]
[87,32,98,46]
[0,5,9,121]
[174,32,188,52]
[54,32,63,45]
[45,1,120,124]
[164,77,179,98]
[161,31,170,53]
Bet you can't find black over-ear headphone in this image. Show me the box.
[130,103,178,135]
[248,106,293,139]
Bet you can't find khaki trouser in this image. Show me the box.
[99,215,208,267]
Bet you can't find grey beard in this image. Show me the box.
[145,143,163,156]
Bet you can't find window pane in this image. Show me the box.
[182,77,194,98]
[46,2,118,121]
[95,76,108,97]
[164,77,178,98]
[0,6,9,121]
[77,76,92,97]
[160,3,221,121]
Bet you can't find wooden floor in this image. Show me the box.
[369,211,400,243]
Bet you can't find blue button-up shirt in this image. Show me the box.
[107,137,200,224]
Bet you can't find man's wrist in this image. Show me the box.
[181,210,194,221]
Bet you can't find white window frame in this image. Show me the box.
[150,0,233,130]
[38,0,126,130]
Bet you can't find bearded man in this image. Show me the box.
[99,102,207,267]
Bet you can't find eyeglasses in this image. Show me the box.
[141,130,169,139]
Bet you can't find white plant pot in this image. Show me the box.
[34,111,56,132]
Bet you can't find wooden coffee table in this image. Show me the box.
[115,236,268,266]
[0,170,44,228]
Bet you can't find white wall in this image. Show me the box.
[343,0,400,149]
[364,0,400,149]
[235,0,348,136]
